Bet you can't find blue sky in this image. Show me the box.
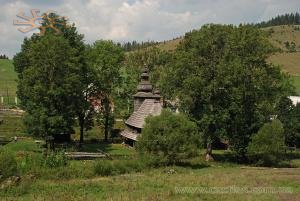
[0,0,299,58]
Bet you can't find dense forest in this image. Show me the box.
[255,12,300,27]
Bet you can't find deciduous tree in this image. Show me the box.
[162,24,293,159]
[86,40,124,141]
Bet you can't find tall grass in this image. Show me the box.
[93,159,146,176]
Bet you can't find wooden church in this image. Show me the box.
[120,66,162,146]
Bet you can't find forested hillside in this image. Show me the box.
[255,12,300,28]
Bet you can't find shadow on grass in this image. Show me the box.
[80,143,125,154]
[212,150,300,168]
[285,151,300,160]
[81,143,108,152]
[212,151,246,164]
[64,142,136,159]
[175,161,210,169]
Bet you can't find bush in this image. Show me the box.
[43,151,68,168]
[0,148,18,180]
[248,119,285,166]
[136,110,201,165]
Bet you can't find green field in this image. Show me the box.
[0,59,18,105]
[0,114,25,138]
[0,139,299,201]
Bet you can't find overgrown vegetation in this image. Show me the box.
[93,159,145,176]
[0,148,17,180]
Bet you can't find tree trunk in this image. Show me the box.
[103,97,110,142]
[78,114,84,146]
[104,113,109,142]
[205,141,214,161]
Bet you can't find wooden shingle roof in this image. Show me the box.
[125,99,162,129]
[120,129,138,141]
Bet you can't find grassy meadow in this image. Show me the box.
[0,139,299,201]
[0,59,18,105]
[0,112,25,139]
[264,25,300,52]
[269,52,300,75]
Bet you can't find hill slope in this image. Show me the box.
[1,25,300,101]
[264,25,300,52]
[153,25,300,95]
[0,59,18,105]
[156,25,300,70]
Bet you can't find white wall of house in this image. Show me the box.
[289,96,300,105]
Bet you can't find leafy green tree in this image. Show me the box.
[125,47,171,86]
[248,119,285,166]
[136,110,201,165]
[16,34,79,139]
[86,40,124,141]
[276,97,300,147]
[41,12,95,145]
[113,66,138,119]
[14,13,95,144]
[162,24,293,159]
[293,104,300,148]
[14,35,39,79]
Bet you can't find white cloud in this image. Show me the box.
[0,0,299,58]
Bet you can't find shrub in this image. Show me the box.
[248,119,285,166]
[43,151,68,168]
[0,148,18,180]
[136,110,202,165]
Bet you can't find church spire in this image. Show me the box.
[136,64,153,92]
